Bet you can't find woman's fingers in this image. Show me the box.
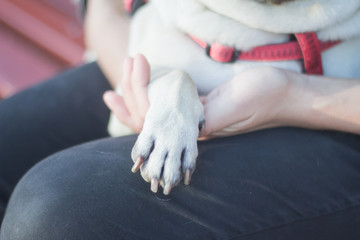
[132,54,150,118]
[105,55,151,132]
[103,90,139,131]
[120,54,150,130]
[205,76,236,103]
[201,83,240,136]
[120,57,138,124]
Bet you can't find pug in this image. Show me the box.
[108,0,360,194]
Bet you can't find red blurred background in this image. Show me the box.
[0,0,85,99]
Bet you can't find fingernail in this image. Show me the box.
[131,157,143,173]
[103,91,112,103]
[151,179,159,193]
[163,183,172,195]
[184,170,191,185]
[103,91,117,108]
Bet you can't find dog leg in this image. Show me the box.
[131,68,205,195]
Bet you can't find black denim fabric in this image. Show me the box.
[0,63,111,221]
[1,63,360,239]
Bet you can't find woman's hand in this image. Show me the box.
[200,67,293,138]
[103,54,151,133]
[201,66,360,138]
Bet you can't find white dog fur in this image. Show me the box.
[108,0,360,194]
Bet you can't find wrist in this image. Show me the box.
[278,71,315,128]
[279,71,360,133]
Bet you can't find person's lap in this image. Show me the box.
[1,62,360,239]
[2,128,360,239]
[0,62,112,221]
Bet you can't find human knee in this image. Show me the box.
[1,137,137,239]
[0,157,75,239]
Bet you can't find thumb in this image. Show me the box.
[201,91,238,137]
[103,90,135,128]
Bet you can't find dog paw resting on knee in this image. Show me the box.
[130,70,204,195]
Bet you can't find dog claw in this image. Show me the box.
[163,183,172,195]
[184,169,191,185]
[131,157,144,173]
[151,179,159,193]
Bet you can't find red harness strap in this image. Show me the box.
[295,33,324,75]
[191,34,340,75]
[124,0,340,75]
[124,0,147,15]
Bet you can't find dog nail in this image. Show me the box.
[131,157,143,173]
[151,179,159,193]
[163,183,172,195]
[184,169,191,185]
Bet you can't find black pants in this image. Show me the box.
[1,63,360,240]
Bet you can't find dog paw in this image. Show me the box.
[130,70,204,195]
[131,115,204,195]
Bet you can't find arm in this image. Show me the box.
[84,1,151,132]
[284,70,360,134]
[84,0,130,88]
[201,67,360,137]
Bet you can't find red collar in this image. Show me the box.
[125,0,340,75]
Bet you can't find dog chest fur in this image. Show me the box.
[127,0,360,96]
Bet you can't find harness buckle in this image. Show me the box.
[206,43,240,63]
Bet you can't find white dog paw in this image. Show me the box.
[131,115,204,195]
[130,70,204,195]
